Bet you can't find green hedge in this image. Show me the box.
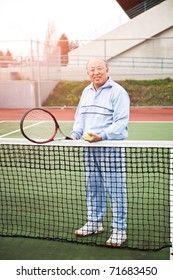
[43,78,173,107]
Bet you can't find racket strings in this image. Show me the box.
[22,110,57,142]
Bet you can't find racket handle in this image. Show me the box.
[65,136,72,140]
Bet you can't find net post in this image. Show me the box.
[170,148,173,259]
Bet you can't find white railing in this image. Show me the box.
[0,37,173,81]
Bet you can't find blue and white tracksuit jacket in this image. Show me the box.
[71,77,130,230]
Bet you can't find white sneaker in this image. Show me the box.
[106,230,127,247]
[75,222,104,236]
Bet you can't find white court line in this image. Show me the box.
[0,128,21,138]
[0,120,18,123]
[0,120,172,138]
[0,120,74,123]
[130,121,173,123]
[0,121,44,138]
[1,120,173,123]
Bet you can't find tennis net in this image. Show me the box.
[0,138,173,250]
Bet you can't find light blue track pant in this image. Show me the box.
[84,147,127,231]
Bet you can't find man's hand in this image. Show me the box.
[83,132,102,142]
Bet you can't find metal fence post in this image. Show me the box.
[37,40,41,107]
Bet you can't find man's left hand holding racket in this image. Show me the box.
[20,108,72,144]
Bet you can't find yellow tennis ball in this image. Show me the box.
[83,132,92,139]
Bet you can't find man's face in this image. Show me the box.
[87,59,108,90]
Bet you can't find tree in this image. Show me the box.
[0,50,4,60]
[4,49,13,61]
[57,33,69,66]
[0,49,13,67]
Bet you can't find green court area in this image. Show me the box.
[0,121,173,140]
[0,121,173,260]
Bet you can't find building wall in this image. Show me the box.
[108,27,173,80]
[61,0,173,80]
[0,81,57,108]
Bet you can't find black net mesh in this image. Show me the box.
[0,141,172,250]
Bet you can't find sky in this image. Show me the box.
[0,0,127,55]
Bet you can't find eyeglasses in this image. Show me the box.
[88,67,106,74]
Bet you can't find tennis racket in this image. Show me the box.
[20,108,72,144]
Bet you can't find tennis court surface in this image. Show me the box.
[0,107,173,260]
